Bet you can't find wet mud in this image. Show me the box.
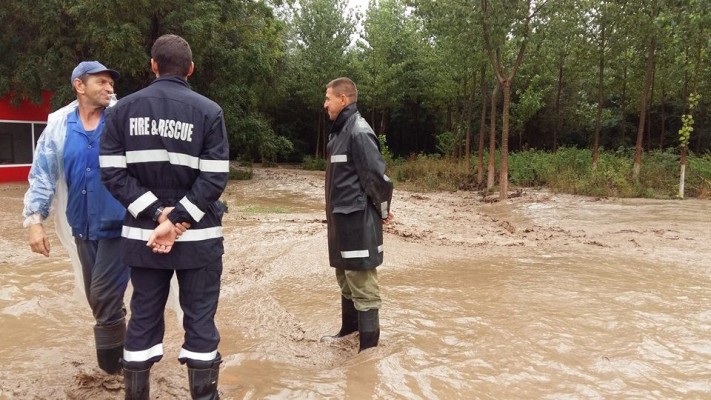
[1,166,710,399]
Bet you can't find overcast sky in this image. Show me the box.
[347,0,369,13]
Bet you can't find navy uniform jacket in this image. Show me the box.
[325,103,393,270]
[100,76,229,269]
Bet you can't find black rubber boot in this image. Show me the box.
[358,309,380,352]
[123,360,151,400]
[187,353,222,400]
[321,296,358,342]
[94,321,126,374]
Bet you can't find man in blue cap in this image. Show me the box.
[22,60,129,375]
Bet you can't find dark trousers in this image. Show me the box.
[74,237,129,327]
[124,262,222,364]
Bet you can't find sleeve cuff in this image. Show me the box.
[145,201,162,219]
[23,213,44,228]
[167,209,192,225]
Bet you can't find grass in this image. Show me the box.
[242,205,291,214]
[388,148,711,199]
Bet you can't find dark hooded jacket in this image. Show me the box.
[325,103,393,270]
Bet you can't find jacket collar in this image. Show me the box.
[329,102,358,134]
[150,75,191,88]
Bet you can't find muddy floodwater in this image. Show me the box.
[1,167,710,399]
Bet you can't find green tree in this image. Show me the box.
[288,0,355,158]
[0,0,289,162]
[481,0,546,199]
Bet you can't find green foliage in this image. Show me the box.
[394,148,711,198]
[393,154,473,192]
[229,166,254,180]
[510,74,545,134]
[1,0,710,162]
[288,0,355,109]
[302,156,327,171]
[0,0,290,163]
[679,93,701,147]
[232,114,294,164]
[687,153,711,198]
[435,131,459,156]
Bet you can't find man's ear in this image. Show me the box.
[187,62,195,78]
[150,59,160,77]
[72,78,83,93]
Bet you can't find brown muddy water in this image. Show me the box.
[1,168,710,399]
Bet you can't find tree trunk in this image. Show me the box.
[414,102,421,152]
[593,20,605,168]
[487,83,498,190]
[481,0,532,199]
[446,103,452,133]
[678,146,687,198]
[680,31,704,196]
[499,80,511,200]
[554,57,564,153]
[659,84,666,150]
[691,35,703,152]
[646,63,656,152]
[465,69,476,172]
[633,37,656,180]
[621,62,627,147]
[477,63,488,186]
[315,111,321,159]
[380,109,386,135]
[322,110,328,158]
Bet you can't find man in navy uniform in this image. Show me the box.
[321,77,394,352]
[100,34,229,399]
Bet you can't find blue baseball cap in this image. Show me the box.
[70,61,119,85]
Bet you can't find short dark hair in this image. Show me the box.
[151,34,192,77]
[326,77,358,102]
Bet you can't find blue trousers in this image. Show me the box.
[123,262,222,364]
[74,237,129,327]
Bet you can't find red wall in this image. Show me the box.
[0,91,52,121]
[0,91,52,183]
[0,166,32,183]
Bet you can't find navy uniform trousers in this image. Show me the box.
[123,261,222,364]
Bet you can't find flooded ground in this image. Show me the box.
[1,166,710,399]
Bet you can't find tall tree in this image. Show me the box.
[279,0,354,158]
[0,0,288,161]
[481,0,545,199]
[487,82,498,190]
[358,0,419,136]
[476,62,488,186]
[632,1,659,180]
[591,0,608,167]
[676,0,709,197]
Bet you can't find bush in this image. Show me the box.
[394,154,473,191]
[685,152,711,198]
[391,147,711,198]
[229,165,253,180]
[302,156,327,171]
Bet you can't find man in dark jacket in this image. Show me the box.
[100,34,229,400]
[321,77,394,352]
